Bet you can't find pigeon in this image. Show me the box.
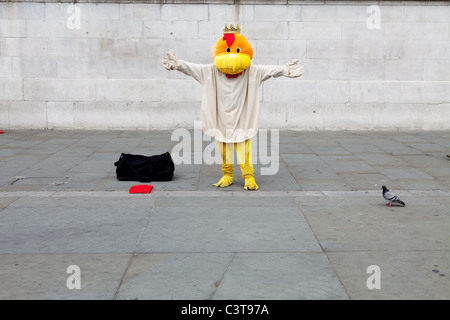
[382,186,405,207]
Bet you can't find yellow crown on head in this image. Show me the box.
[224,24,240,34]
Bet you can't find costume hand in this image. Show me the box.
[162,51,179,70]
[284,59,303,78]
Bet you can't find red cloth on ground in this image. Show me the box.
[129,185,153,194]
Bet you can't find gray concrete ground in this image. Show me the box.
[0,129,449,300]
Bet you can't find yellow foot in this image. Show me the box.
[213,175,234,188]
[244,177,259,191]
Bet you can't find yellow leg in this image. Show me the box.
[213,141,234,188]
[235,140,258,191]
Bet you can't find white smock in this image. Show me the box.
[163,54,303,143]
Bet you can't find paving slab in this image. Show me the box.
[396,179,450,190]
[376,144,422,155]
[0,253,130,300]
[137,197,320,253]
[398,155,450,168]
[338,173,390,190]
[0,197,153,253]
[154,195,298,208]
[288,165,340,180]
[247,163,301,191]
[296,179,353,191]
[300,203,450,251]
[376,167,435,180]
[326,250,450,300]
[337,142,385,154]
[279,143,314,154]
[43,172,112,192]
[281,154,328,167]
[117,253,233,300]
[327,160,379,174]
[355,153,409,166]
[309,145,353,155]
[0,197,17,211]
[212,253,348,300]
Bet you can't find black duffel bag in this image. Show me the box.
[114,152,175,182]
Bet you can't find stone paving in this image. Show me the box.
[0,129,449,300]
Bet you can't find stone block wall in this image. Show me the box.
[0,0,449,130]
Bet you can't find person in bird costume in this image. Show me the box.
[162,24,303,190]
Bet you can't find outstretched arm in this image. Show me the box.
[162,51,211,84]
[255,59,304,84]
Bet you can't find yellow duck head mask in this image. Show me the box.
[211,25,253,77]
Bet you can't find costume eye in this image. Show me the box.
[237,47,241,53]
[226,47,231,53]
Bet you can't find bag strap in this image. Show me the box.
[122,154,142,181]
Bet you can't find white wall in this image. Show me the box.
[1,1,449,131]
